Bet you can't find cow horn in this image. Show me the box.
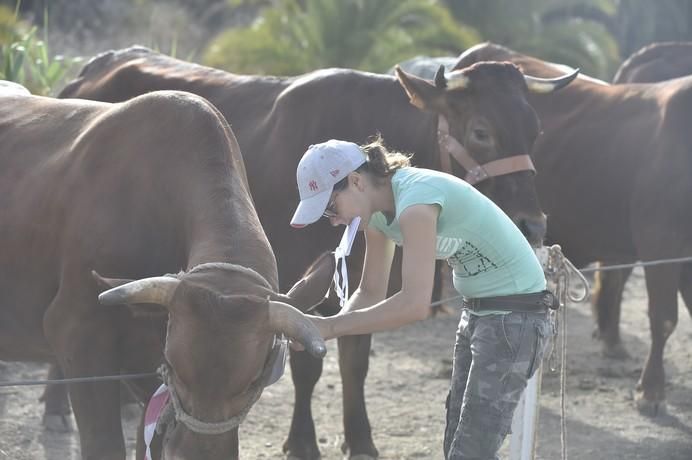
[98,276,180,307]
[434,65,447,89]
[524,68,580,93]
[444,70,470,90]
[268,301,326,358]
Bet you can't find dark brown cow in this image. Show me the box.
[0,86,334,459]
[452,42,692,416]
[613,41,692,84]
[601,40,692,372]
[57,47,577,459]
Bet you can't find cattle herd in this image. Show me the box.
[1,40,691,460]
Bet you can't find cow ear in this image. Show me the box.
[275,251,336,313]
[91,270,134,291]
[395,65,444,111]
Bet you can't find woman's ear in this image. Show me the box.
[350,172,366,191]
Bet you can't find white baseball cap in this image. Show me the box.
[290,140,367,228]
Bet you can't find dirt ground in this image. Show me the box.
[1,267,691,460]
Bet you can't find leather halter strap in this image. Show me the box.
[436,115,536,185]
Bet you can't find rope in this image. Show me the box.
[579,255,692,273]
[431,254,692,310]
[0,372,157,387]
[188,261,274,290]
[2,254,690,389]
[537,245,576,460]
[556,269,568,460]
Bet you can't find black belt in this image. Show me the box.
[462,290,557,313]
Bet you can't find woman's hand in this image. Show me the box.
[309,315,335,340]
[289,315,334,351]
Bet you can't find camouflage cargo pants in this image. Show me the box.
[443,309,551,460]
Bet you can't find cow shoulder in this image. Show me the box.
[658,78,692,148]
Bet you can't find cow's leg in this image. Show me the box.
[40,364,140,433]
[635,263,680,416]
[591,267,633,358]
[338,334,377,459]
[430,260,446,315]
[283,348,323,460]
[44,287,125,460]
[433,262,459,316]
[679,263,692,318]
[40,363,74,432]
[135,405,148,460]
[64,333,125,460]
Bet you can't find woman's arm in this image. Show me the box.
[315,204,439,339]
[340,224,395,314]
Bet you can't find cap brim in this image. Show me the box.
[290,188,332,228]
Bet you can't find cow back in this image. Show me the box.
[0,90,276,358]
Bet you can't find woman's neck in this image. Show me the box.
[370,174,396,222]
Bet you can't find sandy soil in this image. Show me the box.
[1,267,691,460]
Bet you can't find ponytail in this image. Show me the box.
[359,134,411,177]
[333,135,411,191]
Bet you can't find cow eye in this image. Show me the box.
[472,128,489,143]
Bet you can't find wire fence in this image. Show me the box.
[3,254,692,388]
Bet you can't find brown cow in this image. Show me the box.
[57,47,578,459]
[613,41,692,84]
[452,42,692,416]
[601,39,692,371]
[0,86,334,459]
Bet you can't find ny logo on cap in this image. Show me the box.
[308,180,319,191]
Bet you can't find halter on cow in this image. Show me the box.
[432,65,577,184]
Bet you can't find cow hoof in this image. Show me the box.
[601,341,630,360]
[341,442,378,459]
[591,326,600,340]
[635,393,667,417]
[42,413,74,433]
[284,445,321,460]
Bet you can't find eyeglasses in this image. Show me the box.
[323,193,339,218]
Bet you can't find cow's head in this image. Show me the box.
[94,252,335,459]
[395,61,578,246]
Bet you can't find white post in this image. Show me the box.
[509,365,542,460]
[509,245,551,460]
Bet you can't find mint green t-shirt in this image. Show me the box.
[369,167,545,299]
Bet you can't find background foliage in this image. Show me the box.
[0,3,81,95]
[204,0,479,75]
[203,0,692,79]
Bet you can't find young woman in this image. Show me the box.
[290,138,553,459]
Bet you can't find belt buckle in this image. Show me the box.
[543,291,559,310]
[467,297,481,311]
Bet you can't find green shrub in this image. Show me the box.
[204,0,479,75]
[0,4,82,95]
